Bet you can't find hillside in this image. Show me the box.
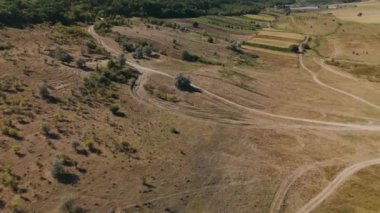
[2,0,380,212]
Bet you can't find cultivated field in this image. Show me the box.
[244,14,276,22]
[243,27,304,53]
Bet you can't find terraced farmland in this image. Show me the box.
[244,14,276,22]
[243,28,305,53]
[192,15,260,31]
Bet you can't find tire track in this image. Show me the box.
[297,158,380,213]
[88,25,380,131]
[300,54,380,111]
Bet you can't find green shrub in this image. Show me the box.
[41,123,50,136]
[0,43,12,51]
[94,20,112,35]
[56,154,77,167]
[2,127,23,140]
[289,44,299,53]
[207,37,214,43]
[51,161,66,180]
[181,51,199,62]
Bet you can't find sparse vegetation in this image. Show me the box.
[59,196,85,213]
[0,165,26,194]
[94,20,112,35]
[110,105,126,117]
[2,127,23,140]
[227,41,243,53]
[51,158,78,184]
[181,51,222,65]
[76,58,86,70]
[0,43,12,51]
[144,84,179,102]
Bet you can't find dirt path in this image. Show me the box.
[269,159,342,213]
[296,158,380,213]
[88,26,380,131]
[316,59,358,81]
[300,54,380,111]
[89,26,380,212]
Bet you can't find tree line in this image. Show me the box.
[0,0,297,27]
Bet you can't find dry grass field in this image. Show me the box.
[315,165,380,213]
[323,1,380,24]
[1,3,380,213]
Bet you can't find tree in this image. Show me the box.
[133,46,144,59]
[142,46,152,57]
[175,73,192,90]
[54,48,74,64]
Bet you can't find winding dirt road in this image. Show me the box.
[88,26,380,131]
[297,158,380,213]
[300,54,380,111]
[88,26,380,212]
[316,59,358,81]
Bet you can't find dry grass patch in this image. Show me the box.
[244,14,275,22]
[315,165,380,213]
[258,30,305,41]
[323,1,380,24]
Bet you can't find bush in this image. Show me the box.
[208,37,214,43]
[51,160,66,180]
[227,41,243,53]
[181,51,199,62]
[117,141,137,155]
[110,105,120,114]
[39,82,50,100]
[41,123,50,136]
[110,105,126,117]
[71,141,88,156]
[303,43,311,50]
[60,197,85,213]
[2,127,23,140]
[0,43,12,51]
[289,44,299,53]
[56,154,77,167]
[94,20,112,34]
[76,58,86,69]
[51,160,78,184]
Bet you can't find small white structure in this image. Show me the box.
[290,6,320,12]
